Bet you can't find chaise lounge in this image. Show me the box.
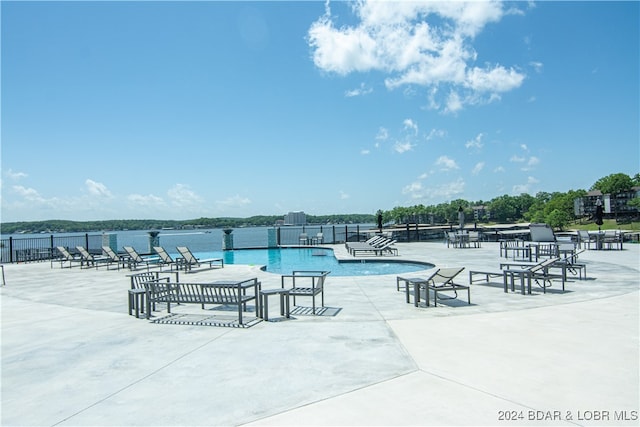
[176,246,224,272]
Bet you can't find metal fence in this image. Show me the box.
[0,234,103,263]
[0,224,452,264]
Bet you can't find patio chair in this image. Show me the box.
[468,231,482,248]
[175,246,224,272]
[399,267,468,307]
[123,246,162,271]
[312,232,324,245]
[602,230,623,250]
[281,270,330,314]
[502,257,564,294]
[76,246,111,269]
[299,233,309,245]
[346,235,386,254]
[350,238,398,256]
[153,246,178,271]
[577,230,596,250]
[426,267,469,307]
[102,246,127,270]
[528,223,559,258]
[52,246,83,269]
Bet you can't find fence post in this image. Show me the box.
[9,237,13,263]
[85,233,89,251]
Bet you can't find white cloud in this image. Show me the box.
[12,185,44,202]
[510,155,525,163]
[472,162,485,175]
[394,140,414,153]
[360,149,370,155]
[403,118,418,135]
[217,194,251,208]
[426,128,447,140]
[402,181,423,198]
[6,169,28,180]
[345,82,373,97]
[512,176,539,193]
[85,179,112,198]
[465,133,484,149]
[404,177,465,201]
[494,166,506,173]
[308,0,525,113]
[339,190,350,200]
[465,65,525,92]
[168,184,203,207]
[530,61,544,73]
[127,194,165,206]
[375,127,389,140]
[435,155,459,170]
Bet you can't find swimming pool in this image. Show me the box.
[194,247,434,276]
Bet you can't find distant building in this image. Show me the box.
[574,187,640,217]
[284,211,306,226]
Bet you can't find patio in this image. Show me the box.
[1,241,638,426]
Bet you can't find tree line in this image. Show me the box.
[0,214,377,235]
[1,172,638,234]
[383,172,640,230]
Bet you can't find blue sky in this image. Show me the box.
[1,1,638,222]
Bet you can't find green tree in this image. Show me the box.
[590,173,634,194]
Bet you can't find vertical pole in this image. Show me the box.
[9,237,13,263]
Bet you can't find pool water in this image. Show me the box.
[194,247,433,276]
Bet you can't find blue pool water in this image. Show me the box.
[193,247,433,276]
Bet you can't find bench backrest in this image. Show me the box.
[147,281,256,304]
[129,271,168,290]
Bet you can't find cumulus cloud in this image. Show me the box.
[13,185,44,202]
[403,177,465,201]
[308,0,525,113]
[435,155,459,170]
[513,176,539,193]
[168,184,203,207]
[85,179,112,198]
[6,169,28,180]
[339,190,350,200]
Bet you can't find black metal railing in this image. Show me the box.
[0,234,102,263]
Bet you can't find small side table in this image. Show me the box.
[260,289,290,321]
[128,289,147,318]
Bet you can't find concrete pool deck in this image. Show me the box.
[1,241,638,426]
